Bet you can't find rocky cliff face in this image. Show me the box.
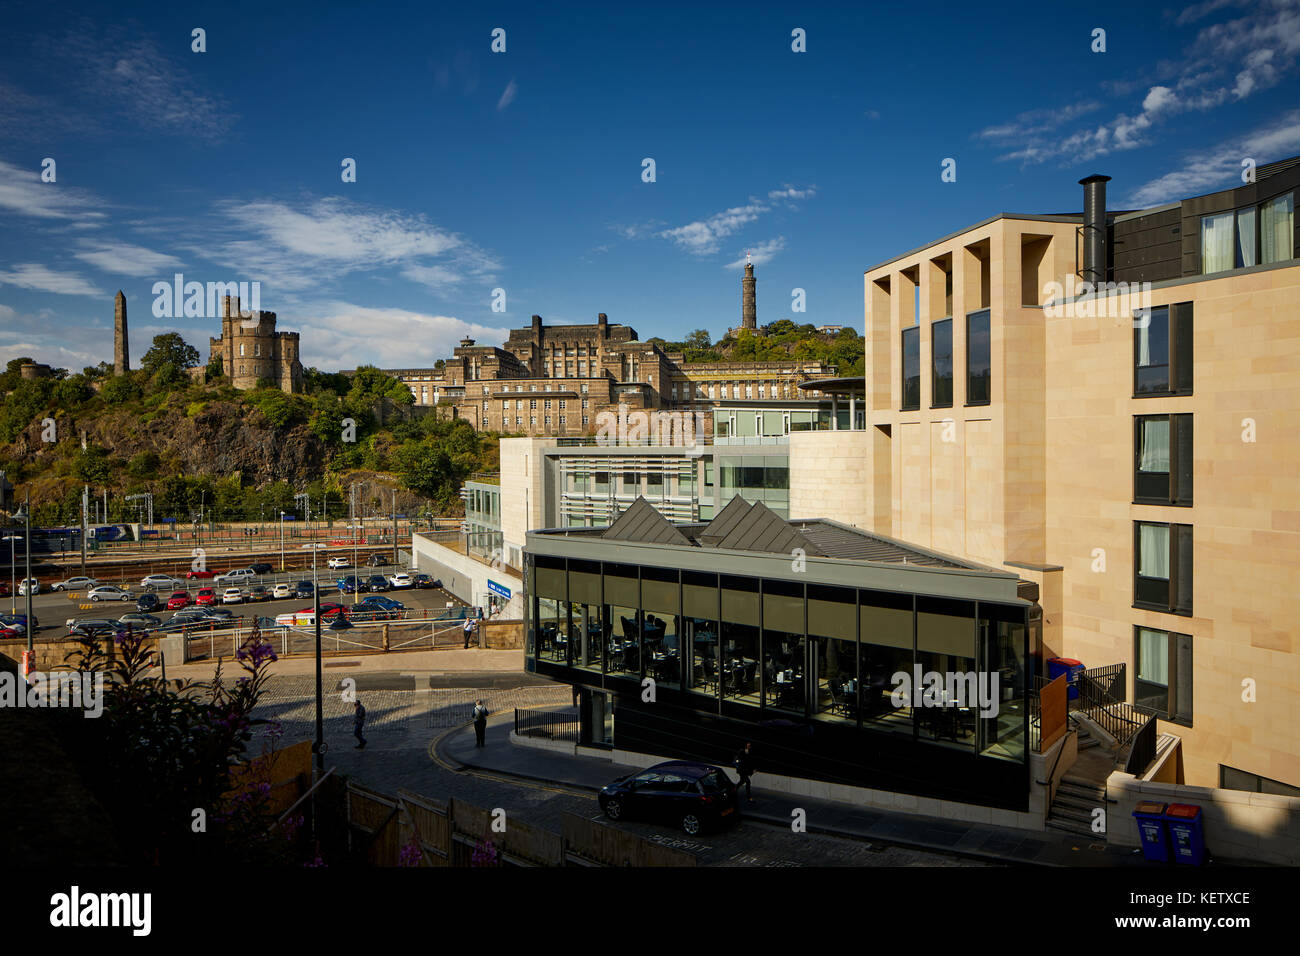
[8,400,328,489]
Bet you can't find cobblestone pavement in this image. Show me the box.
[249,676,982,867]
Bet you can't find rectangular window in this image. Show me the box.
[1134,303,1193,396]
[966,309,990,406]
[544,399,552,410]
[1202,192,1294,273]
[1261,192,1294,264]
[901,326,920,411]
[1135,626,1193,726]
[1134,521,1193,615]
[931,319,953,408]
[1135,414,1192,505]
[559,415,566,426]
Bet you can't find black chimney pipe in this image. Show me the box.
[1079,175,1111,287]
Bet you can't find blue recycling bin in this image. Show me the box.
[1165,804,1207,865]
[1132,801,1170,862]
[1047,657,1086,700]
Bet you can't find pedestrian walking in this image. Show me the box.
[472,699,490,747]
[353,699,367,749]
[463,614,476,649]
[733,741,755,802]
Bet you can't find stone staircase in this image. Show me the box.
[1045,720,1113,838]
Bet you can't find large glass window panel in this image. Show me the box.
[1135,416,1171,502]
[720,576,760,708]
[569,559,604,675]
[809,585,857,725]
[535,597,568,663]
[763,581,805,715]
[916,597,978,752]
[1235,206,1256,268]
[1135,521,1192,614]
[932,319,953,407]
[641,566,681,688]
[966,309,991,406]
[1135,306,1170,394]
[901,326,920,411]
[683,571,719,698]
[859,590,914,734]
[978,605,1028,762]
[1200,211,1234,273]
[1260,193,1294,264]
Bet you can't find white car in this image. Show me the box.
[221,587,245,604]
[52,576,99,592]
[140,574,185,591]
[272,583,293,599]
[327,557,350,570]
[300,543,326,550]
[88,585,134,602]
[388,572,413,588]
[18,578,39,596]
[216,568,256,585]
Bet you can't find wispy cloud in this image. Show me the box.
[0,158,108,222]
[1123,108,1300,206]
[724,238,786,270]
[0,263,104,297]
[196,197,501,293]
[656,185,816,257]
[977,1,1300,165]
[299,302,508,368]
[73,240,183,277]
[497,78,518,110]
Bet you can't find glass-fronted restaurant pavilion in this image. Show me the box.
[525,496,1044,811]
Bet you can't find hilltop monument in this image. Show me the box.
[113,290,129,374]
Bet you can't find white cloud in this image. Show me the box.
[497,78,518,110]
[1123,108,1300,207]
[724,238,786,270]
[73,240,184,277]
[768,186,817,201]
[0,263,104,297]
[297,303,510,369]
[0,158,108,221]
[660,203,766,256]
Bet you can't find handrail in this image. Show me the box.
[270,766,336,831]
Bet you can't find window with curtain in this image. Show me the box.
[1138,418,1170,474]
[1135,626,1193,726]
[1261,193,1294,264]
[1135,521,1193,614]
[1135,414,1192,505]
[1134,303,1192,397]
[1201,211,1234,273]
[1235,206,1256,267]
[1138,523,1170,579]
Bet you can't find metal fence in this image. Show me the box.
[513,706,579,741]
[182,618,469,661]
[1029,663,1147,751]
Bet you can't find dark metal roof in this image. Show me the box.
[601,497,694,547]
[796,376,865,395]
[787,520,971,569]
[703,500,825,557]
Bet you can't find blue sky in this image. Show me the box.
[2,0,1298,373]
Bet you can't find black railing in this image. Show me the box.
[514,706,578,741]
[1075,663,1145,745]
[1123,714,1159,775]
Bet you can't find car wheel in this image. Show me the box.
[603,798,623,821]
[90,595,99,602]
[681,813,702,836]
[55,585,64,591]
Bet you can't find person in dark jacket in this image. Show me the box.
[734,741,755,801]
[353,699,367,749]
[472,699,490,747]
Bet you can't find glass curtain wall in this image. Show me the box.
[763,579,806,715]
[569,558,604,677]
[809,585,858,725]
[916,597,978,752]
[683,571,720,698]
[719,575,761,712]
[641,566,682,689]
[978,604,1028,761]
[534,557,568,664]
[604,563,641,679]
[859,589,914,735]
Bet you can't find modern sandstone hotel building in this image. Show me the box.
[862,157,1300,798]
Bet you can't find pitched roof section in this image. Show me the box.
[601,496,695,547]
[700,499,824,557]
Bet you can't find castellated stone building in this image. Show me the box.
[208,295,303,393]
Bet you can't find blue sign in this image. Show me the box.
[487,580,511,600]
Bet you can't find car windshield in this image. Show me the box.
[698,771,727,793]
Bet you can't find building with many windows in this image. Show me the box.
[860,159,1300,797]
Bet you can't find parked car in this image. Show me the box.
[66,619,123,639]
[201,607,236,621]
[195,588,218,606]
[221,587,244,604]
[166,590,193,610]
[140,574,184,591]
[18,578,39,596]
[248,585,271,602]
[294,581,316,599]
[275,603,346,628]
[598,761,740,836]
[412,573,434,589]
[364,575,389,593]
[249,562,273,575]
[51,576,98,592]
[388,572,413,588]
[136,592,162,613]
[272,582,293,599]
[366,553,387,568]
[0,623,22,639]
[185,568,216,580]
[216,568,256,585]
[0,581,9,597]
[88,585,134,603]
[327,557,350,570]
[336,575,362,595]
[119,613,162,629]
[0,613,37,634]
[357,595,405,620]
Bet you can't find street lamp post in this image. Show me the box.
[13,494,34,664]
[6,533,18,615]
[279,511,286,572]
[312,542,323,776]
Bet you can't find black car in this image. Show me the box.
[67,620,125,639]
[294,580,315,598]
[136,592,161,613]
[412,573,433,589]
[366,553,387,568]
[598,761,739,836]
[250,562,273,575]
[365,574,389,592]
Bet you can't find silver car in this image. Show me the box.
[140,574,185,591]
[52,576,99,592]
[88,585,135,602]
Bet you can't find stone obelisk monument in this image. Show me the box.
[113,290,129,373]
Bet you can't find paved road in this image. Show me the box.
[248,673,983,867]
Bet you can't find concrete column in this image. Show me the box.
[832,395,839,430]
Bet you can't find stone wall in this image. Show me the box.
[788,430,871,527]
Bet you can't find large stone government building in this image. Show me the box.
[365,266,835,436]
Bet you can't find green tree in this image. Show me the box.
[140,333,201,375]
[347,366,414,406]
[684,329,713,350]
[100,373,142,405]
